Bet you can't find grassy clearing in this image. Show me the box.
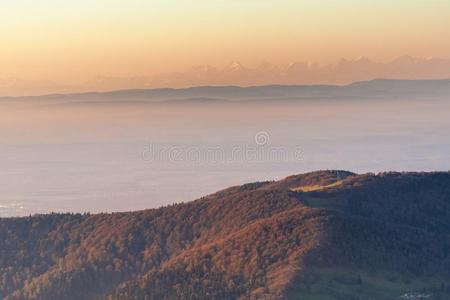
[291,181,343,193]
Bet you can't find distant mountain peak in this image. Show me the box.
[225,61,246,72]
[355,56,373,63]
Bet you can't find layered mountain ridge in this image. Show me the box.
[2,78,450,105]
[1,170,450,299]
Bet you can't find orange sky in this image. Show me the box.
[1,0,450,83]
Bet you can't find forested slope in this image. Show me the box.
[1,171,449,299]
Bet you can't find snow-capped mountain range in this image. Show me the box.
[2,56,450,96]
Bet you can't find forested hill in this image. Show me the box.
[1,171,450,300]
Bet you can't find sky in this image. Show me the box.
[1,0,450,83]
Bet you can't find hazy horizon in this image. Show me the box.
[1,1,450,217]
[2,87,450,217]
[2,56,450,97]
[2,0,450,96]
